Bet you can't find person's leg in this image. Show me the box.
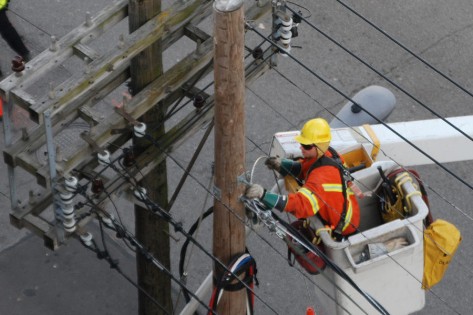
[0,9,30,60]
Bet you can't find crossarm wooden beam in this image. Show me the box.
[27,0,211,124]
[0,0,128,98]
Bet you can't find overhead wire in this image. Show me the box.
[284,5,473,144]
[11,2,460,315]
[244,20,471,247]
[285,3,473,224]
[63,40,402,314]
[42,3,466,315]
[7,8,52,37]
[133,127,387,314]
[167,120,214,212]
[256,7,473,275]
[267,56,473,224]
[162,36,432,314]
[265,65,473,287]
[332,0,473,102]
[243,13,466,314]
[164,59,215,121]
[64,29,460,315]
[245,21,473,196]
[168,58,462,314]
[285,1,312,19]
[104,124,362,313]
[78,219,171,314]
[147,36,273,138]
[242,18,466,311]
[102,184,137,253]
[89,151,281,314]
[76,188,218,315]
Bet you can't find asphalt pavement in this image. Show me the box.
[1,0,473,314]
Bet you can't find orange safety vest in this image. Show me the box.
[285,151,360,235]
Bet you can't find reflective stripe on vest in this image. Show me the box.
[341,198,353,232]
[322,183,342,192]
[299,187,319,215]
[322,183,354,233]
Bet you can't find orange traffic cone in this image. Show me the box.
[306,306,316,315]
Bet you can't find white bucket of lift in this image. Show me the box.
[309,161,427,315]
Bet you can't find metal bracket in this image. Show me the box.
[237,172,251,186]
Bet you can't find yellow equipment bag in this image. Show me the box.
[422,219,461,290]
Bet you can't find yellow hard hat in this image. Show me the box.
[294,118,332,145]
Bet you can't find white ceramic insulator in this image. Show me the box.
[134,187,147,201]
[61,203,74,215]
[134,123,146,138]
[280,18,293,32]
[65,176,78,192]
[60,191,74,205]
[63,218,77,232]
[280,31,292,45]
[80,232,93,247]
[102,215,114,228]
[98,150,111,166]
[62,212,75,220]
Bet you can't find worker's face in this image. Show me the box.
[300,144,318,159]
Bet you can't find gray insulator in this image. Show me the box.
[80,232,93,247]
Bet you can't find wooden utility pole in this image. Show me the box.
[1,0,272,312]
[128,1,172,314]
[213,1,247,314]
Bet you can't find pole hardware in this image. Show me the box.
[114,106,147,137]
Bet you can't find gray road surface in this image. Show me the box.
[1,0,472,314]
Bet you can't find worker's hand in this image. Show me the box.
[265,157,281,172]
[384,237,408,252]
[245,184,265,199]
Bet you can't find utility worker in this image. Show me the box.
[0,0,31,77]
[245,118,360,238]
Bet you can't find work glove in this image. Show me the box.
[384,237,409,252]
[265,157,282,172]
[245,184,265,199]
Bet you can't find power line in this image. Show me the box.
[78,222,171,314]
[61,25,460,315]
[268,56,473,223]
[135,128,393,314]
[106,127,362,313]
[77,192,218,315]
[284,5,473,144]
[331,0,473,103]
[246,22,473,195]
[248,58,473,294]
[82,150,282,314]
[245,21,473,283]
[8,8,52,37]
[242,21,468,310]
